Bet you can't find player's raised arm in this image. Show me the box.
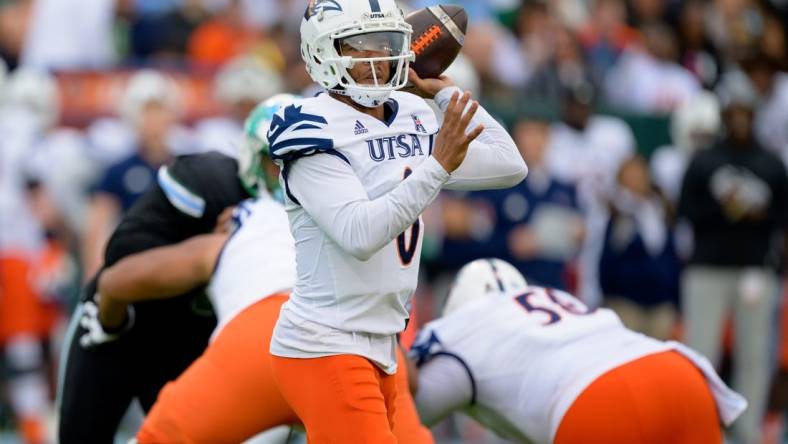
[408,69,528,190]
[285,153,449,261]
[271,91,488,261]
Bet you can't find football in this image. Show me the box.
[406,5,468,79]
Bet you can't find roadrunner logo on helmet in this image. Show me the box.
[301,0,415,108]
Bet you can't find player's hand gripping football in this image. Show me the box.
[406,68,455,99]
[432,90,484,173]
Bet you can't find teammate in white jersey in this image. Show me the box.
[92,97,434,444]
[411,258,748,444]
[266,1,527,441]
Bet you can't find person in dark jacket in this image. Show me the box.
[678,75,788,444]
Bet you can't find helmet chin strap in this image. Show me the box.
[329,86,391,108]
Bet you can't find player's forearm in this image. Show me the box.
[435,87,528,190]
[414,363,472,426]
[98,234,226,302]
[292,155,449,260]
[98,294,130,329]
[329,157,449,260]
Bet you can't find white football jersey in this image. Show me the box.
[412,286,747,444]
[207,196,296,338]
[267,88,527,373]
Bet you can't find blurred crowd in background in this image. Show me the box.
[0,0,787,443]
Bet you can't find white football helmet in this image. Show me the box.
[118,69,181,126]
[671,90,721,152]
[300,0,414,108]
[3,68,60,130]
[214,56,284,106]
[239,93,302,197]
[443,258,529,316]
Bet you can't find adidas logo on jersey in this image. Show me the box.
[354,120,369,135]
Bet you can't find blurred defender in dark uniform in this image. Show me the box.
[58,151,251,444]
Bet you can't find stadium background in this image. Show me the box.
[0,0,787,442]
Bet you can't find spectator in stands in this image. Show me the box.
[523,26,590,103]
[503,118,584,289]
[679,73,788,444]
[761,11,786,63]
[434,118,584,290]
[133,0,179,15]
[461,4,531,91]
[705,0,767,60]
[0,67,72,444]
[81,70,181,280]
[651,91,722,204]
[677,0,723,89]
[628,0,668,26]
[515,1,558,76]
[545,80,636,306]
[0,0,30,67]
[129,0,209,62]
[605,22,701,113]
[577,0,640,84]
[194,56,283,157]
[600,154,681,340]
[20,0,118,70]
[187,0,263,66]
[0,68,61,256]
[742,51,788,167]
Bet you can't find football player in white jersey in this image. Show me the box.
[265,0,527,442]
[410,258,748,444]
[92,96,434,444]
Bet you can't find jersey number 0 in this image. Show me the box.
[397,167,421,267]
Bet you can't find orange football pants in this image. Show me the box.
[137,294,432,444]
[271,348,430,444]
[554,350,722,444]
[136,294,297,444]
[392,346,434,444]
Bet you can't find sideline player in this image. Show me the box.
[410,258,748,444]
[57,146,256,442]
[90,97,433,444]
[266,0,528,441]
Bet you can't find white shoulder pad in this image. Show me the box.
[267,96,337,164]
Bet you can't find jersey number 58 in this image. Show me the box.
[514,288,594,325]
